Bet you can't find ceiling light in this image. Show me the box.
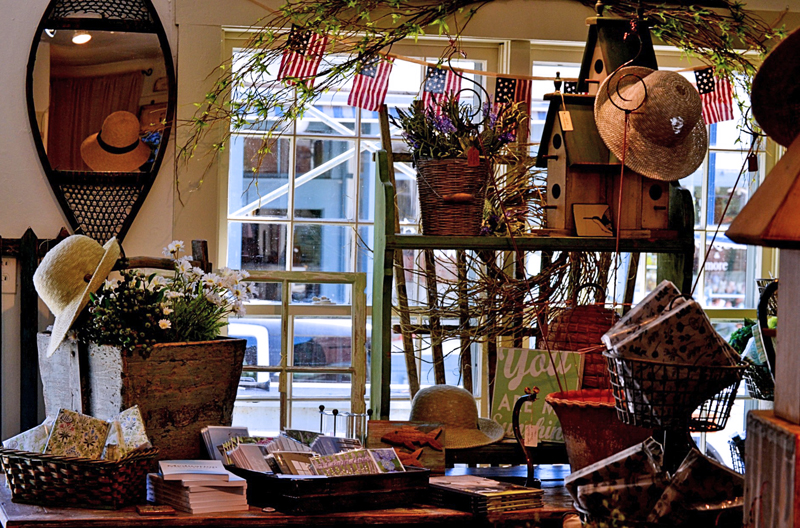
[72,30,91,45]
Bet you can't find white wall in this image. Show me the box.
[0,0,796,437]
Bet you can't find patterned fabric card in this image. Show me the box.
[44,408,110,459]
[2,416,55,453]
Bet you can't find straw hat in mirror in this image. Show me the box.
[80,111,152,172]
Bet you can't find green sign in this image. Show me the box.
[491,348,583,443]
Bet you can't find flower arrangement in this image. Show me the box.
[78,241,253,353]
[391,94,526,160]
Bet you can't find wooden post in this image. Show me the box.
[457,250,472,392]
[378,106,419,398]
[424,249,446,385]
[20,229,39,430]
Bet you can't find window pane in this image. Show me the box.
[702,236,748,309]
[294,138,357,221]
[231,317,283,375]
[708,151,751,227]
[228,136,290,218]
[289,283,352,305]
[679,163,705,228]
[296,96,357,136]
[228,222,287,271]
[291,317,353,369]
[293,224,354,272]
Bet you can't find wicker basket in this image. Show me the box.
[604,353,745,429]
[545,284,618,390]
[0,447,159,509]
[416,158,490,236]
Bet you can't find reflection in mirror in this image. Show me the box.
[32,29,167,172]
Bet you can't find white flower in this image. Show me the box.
[191,267,205,277]
[206,291,224,305]
[158,319,171,329]
[202,273,221,287]
[166,291,185,299]
[164,240,185,257]
[161,305,173,315]
[103,278,119,290]
[176,257,192,274]
[231,301,246,316]
[151,275,168,287]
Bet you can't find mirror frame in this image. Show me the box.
[26,0,176,243]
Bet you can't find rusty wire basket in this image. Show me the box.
[416,158,490,236]
[604,353,745,430]
[0,447,159,509]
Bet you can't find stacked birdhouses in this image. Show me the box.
[536,16,675,238]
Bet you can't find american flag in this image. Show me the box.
[421,66,461,113]
[348,57,393,111]
[694,68,734,124]
[494,77,532,110]
[278,26,328,86]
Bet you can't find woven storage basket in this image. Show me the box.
[544,284,618,390]
[0,447,159,509]
[416,158,490,236]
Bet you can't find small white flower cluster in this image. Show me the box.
[162,241,254,318]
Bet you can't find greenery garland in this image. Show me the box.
[180,0,785,167]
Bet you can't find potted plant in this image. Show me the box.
[391,94,526,236]
[37,238,253,460]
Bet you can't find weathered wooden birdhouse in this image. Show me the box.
[577,15,658,95]
[534,15,671,237]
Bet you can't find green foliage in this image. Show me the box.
[79,242,253,354]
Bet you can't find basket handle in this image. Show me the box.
[757,280,778,379]
[666,293,693,312]
[570,282,607,305]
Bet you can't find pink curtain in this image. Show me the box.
[48,72,144,171]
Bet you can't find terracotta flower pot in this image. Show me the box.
[545,389,654,472]
[39,334,246,460]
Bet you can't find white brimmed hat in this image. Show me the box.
[409,385,504,449]
[80,111,151,172]
[33,235,120,357]
[594,66,708,181]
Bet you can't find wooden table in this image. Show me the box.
[0,480,576,528]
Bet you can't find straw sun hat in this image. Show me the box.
[409,385,504,449]
[751,27,800,147]
[594,66,708,182]
[80,111,152,172]
[33,235,120,357]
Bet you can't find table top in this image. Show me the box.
[0,478,576,527]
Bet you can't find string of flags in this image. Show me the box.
[277,26,735,124]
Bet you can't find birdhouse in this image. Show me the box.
[534,14,671,237]
[577,16,658,95]
[535,94,670,236]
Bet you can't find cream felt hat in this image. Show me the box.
[594,66,708,182]
[80,111,152,172]
[33,235,121,357]
[409,385,504,449]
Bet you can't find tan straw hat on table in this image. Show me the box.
[409,385,504,449]
[751,27,800,147]
[33,235,120,357]
[594,66,708,182]
[80,111,152,172]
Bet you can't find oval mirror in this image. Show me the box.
[27,0,175,243]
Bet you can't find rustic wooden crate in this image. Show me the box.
[230,466,430,514]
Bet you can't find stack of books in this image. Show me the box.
[428,475,544,514]
[146,460,249,514]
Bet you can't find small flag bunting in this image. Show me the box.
[694,68,734,125]
[495,77,532,110]
[278,26,328,87]
[563,81,579,94]
[348,57,394,112]
[421,66,461,114]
